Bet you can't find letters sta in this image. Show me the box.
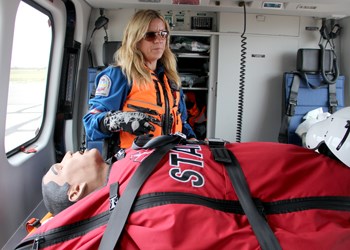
[168,145,205,188]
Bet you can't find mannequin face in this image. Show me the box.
[42,149,108,201]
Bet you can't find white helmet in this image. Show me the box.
[305,107,350,167]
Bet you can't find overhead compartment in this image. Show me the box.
[219,13,300,36]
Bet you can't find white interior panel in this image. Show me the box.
[219,13,300,36]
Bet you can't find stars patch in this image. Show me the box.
[95,75,111,96]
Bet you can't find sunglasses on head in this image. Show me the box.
[143,30,169,41]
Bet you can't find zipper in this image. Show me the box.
[17,211,110,249]
[153,79,162,106]
[132,192,243,214]
[158,80,171,135]
[16,193,350,249]
[126,98,160,110]
[262,196,350,214]
[132,192,350,215]
[126,103,159,116]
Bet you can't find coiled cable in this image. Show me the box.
[318,20,340,85]
[236,1,247,142]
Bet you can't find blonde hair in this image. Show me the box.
[114,9,180,88]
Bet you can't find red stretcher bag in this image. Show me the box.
[15,136,350,250]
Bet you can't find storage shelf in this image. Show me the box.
[171,34,212,140]
[182,87,208,91]
[176,53,209,58]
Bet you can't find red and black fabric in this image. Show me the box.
[16,139,350,250]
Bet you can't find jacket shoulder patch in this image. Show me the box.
[95,75,111,97]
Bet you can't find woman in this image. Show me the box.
[83,9,196,154]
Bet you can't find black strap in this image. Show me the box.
[278,73,301,143]
[278,71,339,143]
[209,141,282,250]
[328,82,338,114]
[98,135,182,250]
[286,73,301,117]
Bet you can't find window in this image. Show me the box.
[6,0,52,154]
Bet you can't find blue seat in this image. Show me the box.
[85,41,121,159]
[279,72,345,146]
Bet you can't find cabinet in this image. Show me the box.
[170,34,216,140]
[215,34,298,142]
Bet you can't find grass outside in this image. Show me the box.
[10,68,47,83]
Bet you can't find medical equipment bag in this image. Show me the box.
[279,72,345,145]
[15,136,350,250]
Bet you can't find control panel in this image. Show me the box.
[160,10,217,31]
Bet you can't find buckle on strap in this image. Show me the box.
[328,92,338,114]
[286,91,298,116]
[207,138,226,147]
[208,138,231,163]
[286,101,297,116]
[328,98,338,113]
[25,218,41,233]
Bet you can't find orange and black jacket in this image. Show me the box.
[83,64,196,149]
